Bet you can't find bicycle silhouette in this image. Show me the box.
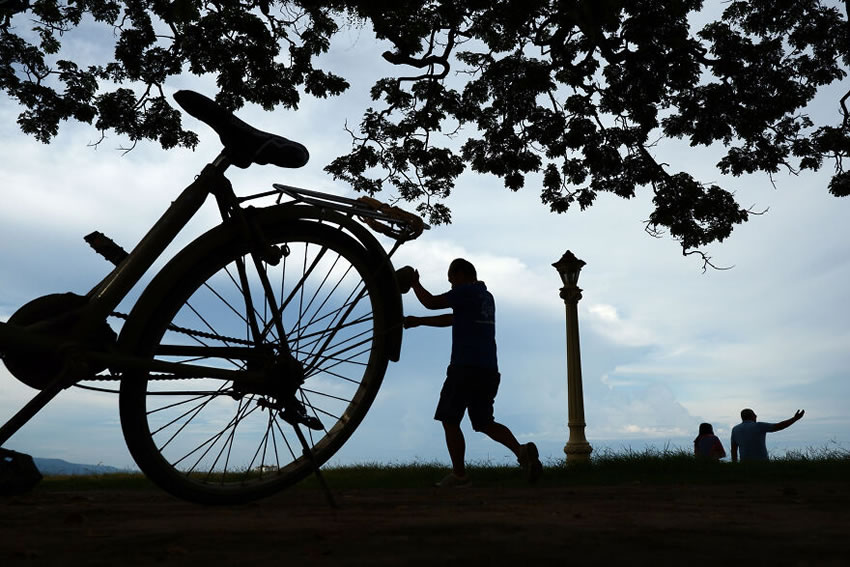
[0,91,425,505]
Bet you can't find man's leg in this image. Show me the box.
[442,421,467,477]
[435,366,469,481]
[468,370,522,460]
[481,421,521,459]
[481,421,543,483]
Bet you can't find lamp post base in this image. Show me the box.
[564,441,593,463]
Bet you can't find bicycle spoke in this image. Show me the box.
[300,390,326,443]
[151,389,224,451]
[272,416,298,464]
[248,411,275,475]
[177,398,259,474]
[305,363,366,385]
[304,342,372,380]
[290,310,372,349]
[148,391,223,413]
[209,399,251,482]
[290,254,346,340]
[303,400,341,423]
[299,387,353,405]
[294,324,371,368]
[202,269,249,327]
[208,262,282,346]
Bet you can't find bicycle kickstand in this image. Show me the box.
[291,423,338,509]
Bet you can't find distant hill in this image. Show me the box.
[33,457,127,476]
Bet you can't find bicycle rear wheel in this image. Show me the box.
[119,217,392,504]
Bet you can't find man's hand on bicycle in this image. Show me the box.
[403,268,422,329]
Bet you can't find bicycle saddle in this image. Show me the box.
[173,90,309,169]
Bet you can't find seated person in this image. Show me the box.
[694,422,726,460]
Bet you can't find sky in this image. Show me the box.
[1,9,849,470]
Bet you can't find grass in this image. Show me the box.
[306,445,850,489]
[34,445,850,493]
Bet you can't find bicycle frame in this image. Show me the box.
[0,147,423,451]
[1,89,432,504]
[0,153,295,445]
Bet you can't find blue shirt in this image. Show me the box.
[445,281,497,369]
[730,420,774,461]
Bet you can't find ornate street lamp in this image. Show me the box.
[552,250,593,463]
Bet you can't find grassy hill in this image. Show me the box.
[31,446,850,493]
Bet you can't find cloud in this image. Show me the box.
[584,303,657,347]
[2,19,849,469]
[588,382,697,440]
[394,238,564,317]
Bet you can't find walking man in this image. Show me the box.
[403,258,543,487]
[730,408,805,462]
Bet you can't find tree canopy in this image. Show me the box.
[2,0,849,265]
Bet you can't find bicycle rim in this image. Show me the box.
[119,219,390,504]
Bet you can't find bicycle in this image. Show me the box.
[0,90,426,505]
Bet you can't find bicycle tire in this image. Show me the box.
[118,215,394,504]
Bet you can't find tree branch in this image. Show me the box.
[683,249,734,273]
[381,27,457,81]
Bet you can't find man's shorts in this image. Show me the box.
[434,364,500,431]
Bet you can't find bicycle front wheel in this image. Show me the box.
[119,217,393,504]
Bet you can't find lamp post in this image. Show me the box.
[552,250,593,463]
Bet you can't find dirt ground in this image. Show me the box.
[2,480,849,566]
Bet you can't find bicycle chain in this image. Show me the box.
[109,311,254,346]
[80,312,257,384]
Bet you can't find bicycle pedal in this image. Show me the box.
[84,231,129,266]
[280,407,323,430]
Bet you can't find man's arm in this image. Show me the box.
[731,438,738,463]
[770,409,805,432]
[404,314,453,328]
[410,270,450,310]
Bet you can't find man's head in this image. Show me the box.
[741,408,757,421]
[448,258,477,288]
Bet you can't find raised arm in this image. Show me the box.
[410,270,450,310]
[770,409,805,432]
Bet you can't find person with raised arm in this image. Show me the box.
[730,408,805,462]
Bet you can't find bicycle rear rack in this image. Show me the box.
[241,184,429,242]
